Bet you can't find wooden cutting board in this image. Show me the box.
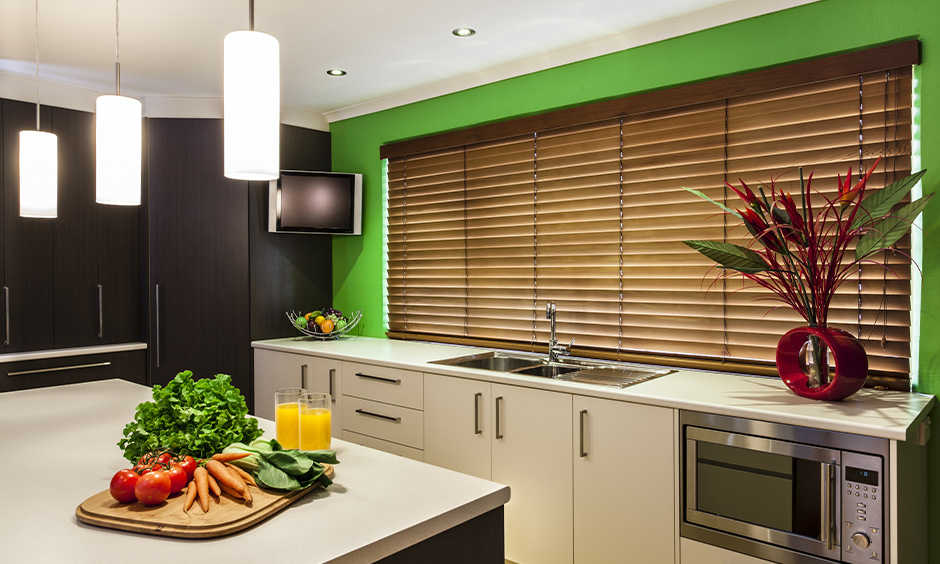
[76,464,334,539]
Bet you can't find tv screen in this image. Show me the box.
[269,171,362,235]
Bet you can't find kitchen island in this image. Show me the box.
[0,379,510,564]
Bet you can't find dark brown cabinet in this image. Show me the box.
[147,118,251,391]
[2,99,56,354]
[0,349,146,392]
[0,99,141,355]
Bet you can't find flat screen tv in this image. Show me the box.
[268,170,362,235]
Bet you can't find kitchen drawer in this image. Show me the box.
[342,396,424,450]
[343,362,423,409]
[0,349,146,392]
[343,430,424,462]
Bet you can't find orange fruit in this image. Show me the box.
[320,319,335,333]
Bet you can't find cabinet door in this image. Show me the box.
[148,118,249,394]
[312,357,343,437]
[252,348,311,419]
[51,106,98,349]
[492,383,573,564]
[97,198,140,345]
[2,99,55,353]
[424,373,492,480]
[573,396,676,564]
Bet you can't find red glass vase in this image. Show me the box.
[775,326,868,401]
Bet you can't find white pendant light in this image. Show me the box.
[224,0,280,181]
[19,0,57,218]
[96,0,141,206]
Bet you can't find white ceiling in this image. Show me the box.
[0,0,816,127]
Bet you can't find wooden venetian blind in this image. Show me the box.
[385,41,918,388]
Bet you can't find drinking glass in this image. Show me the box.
[275,387,305,449]
[299,392,331,451]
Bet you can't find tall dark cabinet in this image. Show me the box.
[147,119,332,407]
[1,99,55,353]
[147,118,251,390]
[0,98,144,392]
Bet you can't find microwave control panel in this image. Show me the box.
[841,452,884,564]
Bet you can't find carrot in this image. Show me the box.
[194,466,210,512]
[206,472,221,497]
[206,459,246,494]
[224,461,257,487]
[183,480,197,512]
[210,452,251,462]
[218,482,243,500]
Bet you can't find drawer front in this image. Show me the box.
[0,349,147,393]
[343,362,423,409]
[343,431,424,462]
[342,396,424,449]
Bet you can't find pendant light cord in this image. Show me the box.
[34,0,40,129]
[115,0,121,95]
[249,0,255,31]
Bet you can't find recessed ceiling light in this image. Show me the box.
[326,69,347,76]
[452,28,475,37]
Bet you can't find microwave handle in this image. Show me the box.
[821,462,835,551]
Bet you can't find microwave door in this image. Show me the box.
[685,427,841,560]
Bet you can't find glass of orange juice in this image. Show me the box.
[299,392,331,451]
[275,387,305,449]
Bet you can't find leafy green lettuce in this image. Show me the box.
[118,371,263,462]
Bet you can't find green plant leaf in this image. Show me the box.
[683,240,769,273]
[855,193,935,259]
[852,170,926,229]
[682,187,742,220]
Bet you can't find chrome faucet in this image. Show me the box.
[546,302,574,363]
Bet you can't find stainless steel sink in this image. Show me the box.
[430,351,673,388]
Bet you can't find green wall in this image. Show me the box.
[330,0,940,559]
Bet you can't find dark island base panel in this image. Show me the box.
[378,507,505,564]
[0,349,147,392]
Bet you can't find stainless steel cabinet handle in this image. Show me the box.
[97,284,103,339]
[3,286,9,346]
[301,364,308,389]
[474,392,483,435]
[495,396,504,439]
[9,361,111,377]
[821,462,835,550]
[329,368,336,402]
[356,372,401,384]
[579,409,588,458]
[355,408,401,423]
[155,284,161,368]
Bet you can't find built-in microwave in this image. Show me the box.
[680,411,890,564]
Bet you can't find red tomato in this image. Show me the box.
[166,465,188,494]
[176,455,197,481]
[135,470,171,505]
[156,452,173,465]
[109,469,140,503]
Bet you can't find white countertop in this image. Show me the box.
[0,379,509,564]
[254,336,936,442]
[0,342,148,363]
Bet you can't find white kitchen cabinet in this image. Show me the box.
[573,395,675,564]
[492,383,573,564]
[312,357,343,436]
[424,373,492,480]
[253,349,342,438]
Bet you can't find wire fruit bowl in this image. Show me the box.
[286,310,362,340]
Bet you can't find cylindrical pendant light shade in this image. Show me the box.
[224,30,280,181]
[19,130,57,218]
[96,94,142,205]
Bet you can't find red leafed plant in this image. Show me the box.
[683,158,933,328]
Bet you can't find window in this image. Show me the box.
[383,41,918,389]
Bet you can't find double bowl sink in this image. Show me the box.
[431,350,674,389]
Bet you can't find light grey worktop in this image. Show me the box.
[253,336,935,442]
[0,379,509,563]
